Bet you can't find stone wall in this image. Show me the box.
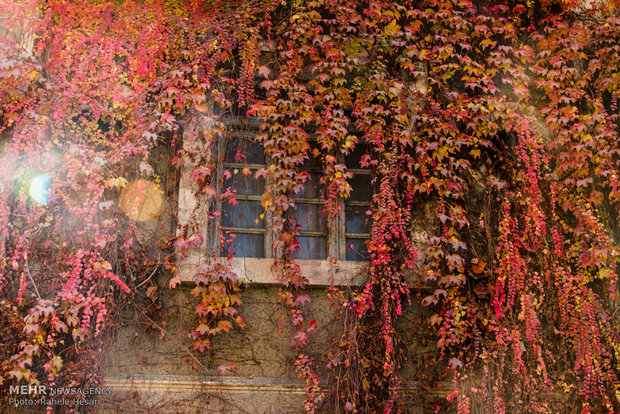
[101,279,445,413]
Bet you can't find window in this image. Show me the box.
[219,117,268,258]
[291,142,327,260]
[217,117,372,262]
[344,144,371,261]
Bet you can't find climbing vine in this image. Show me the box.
[0,0,619,413]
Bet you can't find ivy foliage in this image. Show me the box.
[0,0,619,413]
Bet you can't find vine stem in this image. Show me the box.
[133,263,160,291]
[25,257,41,300]
[131,302,206,369]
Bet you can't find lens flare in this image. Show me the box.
[119,179,163,221]
[29,174,52,206]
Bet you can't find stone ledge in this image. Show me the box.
[104,374,449,397]
[179,255,418,286]
[179,257,421,287]
[105,375,307,395]
[179,257,374,286]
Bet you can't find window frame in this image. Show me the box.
[215,116,372,262]
[174,113,374,287]
[343,165,372,262]
[218,117,271,258]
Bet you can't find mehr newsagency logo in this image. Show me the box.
[6,384,111,407]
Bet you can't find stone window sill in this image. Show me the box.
[179,256,420,287]
[179,257,370,286]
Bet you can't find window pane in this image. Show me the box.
[295,172,321,199]
[225,170,264,196]
[296,203,326,232]
[345,144,367,168]
[345,205,370,234]
[349,174,371,201]
[222,200,264,228]
[292,236,326,260]
[225,233,265,258]
[304,142,321,169]
[224,138,265,164]
[346,238,369,261]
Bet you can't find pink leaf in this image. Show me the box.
[139,162,154,176]
[218,363,236,375]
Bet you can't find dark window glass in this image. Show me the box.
[224,138,265,164]
[297,203,326,232]
[295,172,321,199]
[345,144,367,168]
[217,133,373,260]
[344,143,371,261]
[221,132,267,258]
[225,233,265,258]
[291,143,327,258]
[304,142,321,169]
[222,200,264,229]
[349,174,371,201]
[224,170,264,196]
[346,238,369,261]
[345,205,370,234]
[292,236,327,260]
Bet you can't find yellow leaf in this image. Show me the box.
[362,376,370,390]
[105,177,128,190]
[235,316,248,328]
[344,135,357,149]
[385,19,401,36]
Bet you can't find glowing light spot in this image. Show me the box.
[119,179,163,222]
[29,174,52,206]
